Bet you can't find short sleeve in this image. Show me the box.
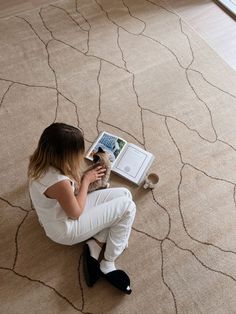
[33,167,75,195]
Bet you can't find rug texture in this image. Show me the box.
[1,0,236,313]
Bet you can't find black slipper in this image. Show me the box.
[100,269,132,295]
[83,244,100,287]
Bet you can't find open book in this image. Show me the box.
[86,131,155,185]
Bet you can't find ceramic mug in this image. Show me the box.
[143,173,159,189]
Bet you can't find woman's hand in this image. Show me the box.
[83,166,106,185]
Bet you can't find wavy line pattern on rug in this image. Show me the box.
[1,0,236,313]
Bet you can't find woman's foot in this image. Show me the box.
[100,259,132,294]
[100,260,116,274]
[86,239,102,260]
[83,239,103,287]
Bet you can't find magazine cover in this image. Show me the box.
[86,131,155,185]
[86,132,127,163]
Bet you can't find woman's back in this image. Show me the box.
[29,166,75,243]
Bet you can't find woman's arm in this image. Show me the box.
[44,166,106,219]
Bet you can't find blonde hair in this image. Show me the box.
[28,123,85,183]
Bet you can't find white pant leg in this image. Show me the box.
[69,188,136,261]
[85,187,132,208]
[103,198,136,262]
[85,188,133,243]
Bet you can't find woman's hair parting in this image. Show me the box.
[28,123,85,182]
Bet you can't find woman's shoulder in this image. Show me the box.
[30,167,73,193]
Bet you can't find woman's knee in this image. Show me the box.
[109,187,133,201]
[120,187,132,200]
[122,197,136,218]
[115,196,136,216]
[128,199,136,216]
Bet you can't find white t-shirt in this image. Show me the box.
[29,167,76,244]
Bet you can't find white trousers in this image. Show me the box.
[70,187,136,262]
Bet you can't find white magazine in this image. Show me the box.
[86,131,154,185]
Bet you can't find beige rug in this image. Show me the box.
[1,0,236,313]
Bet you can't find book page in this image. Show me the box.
[113,143,154,184]
[86,131,127,165]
